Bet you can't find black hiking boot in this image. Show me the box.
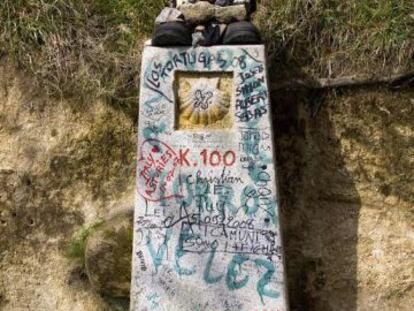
[152,22,192,47]
[222,21,261,45]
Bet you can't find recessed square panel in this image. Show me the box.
[175,71,233,130]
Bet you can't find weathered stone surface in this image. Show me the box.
[178,3,247,24]
[215,4,247,23]
[85,209,133,297]
[178,2,215,24]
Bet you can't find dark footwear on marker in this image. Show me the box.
[222,21,261,45]
[152,22,192,47]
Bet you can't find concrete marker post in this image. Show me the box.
[131,44,288,311]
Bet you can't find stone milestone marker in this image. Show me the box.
[131,44,288,311]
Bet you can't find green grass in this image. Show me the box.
[255,0,413,77]
[0,0,167,109]
[0,0,412,107]
[66,220,104,261]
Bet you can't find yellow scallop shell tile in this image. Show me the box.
[175,72,233,130]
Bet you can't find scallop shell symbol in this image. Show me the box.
[180,77,230,126]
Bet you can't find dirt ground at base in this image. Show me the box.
[273,86,413,311]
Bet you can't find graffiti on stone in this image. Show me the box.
[132,45,288,311]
